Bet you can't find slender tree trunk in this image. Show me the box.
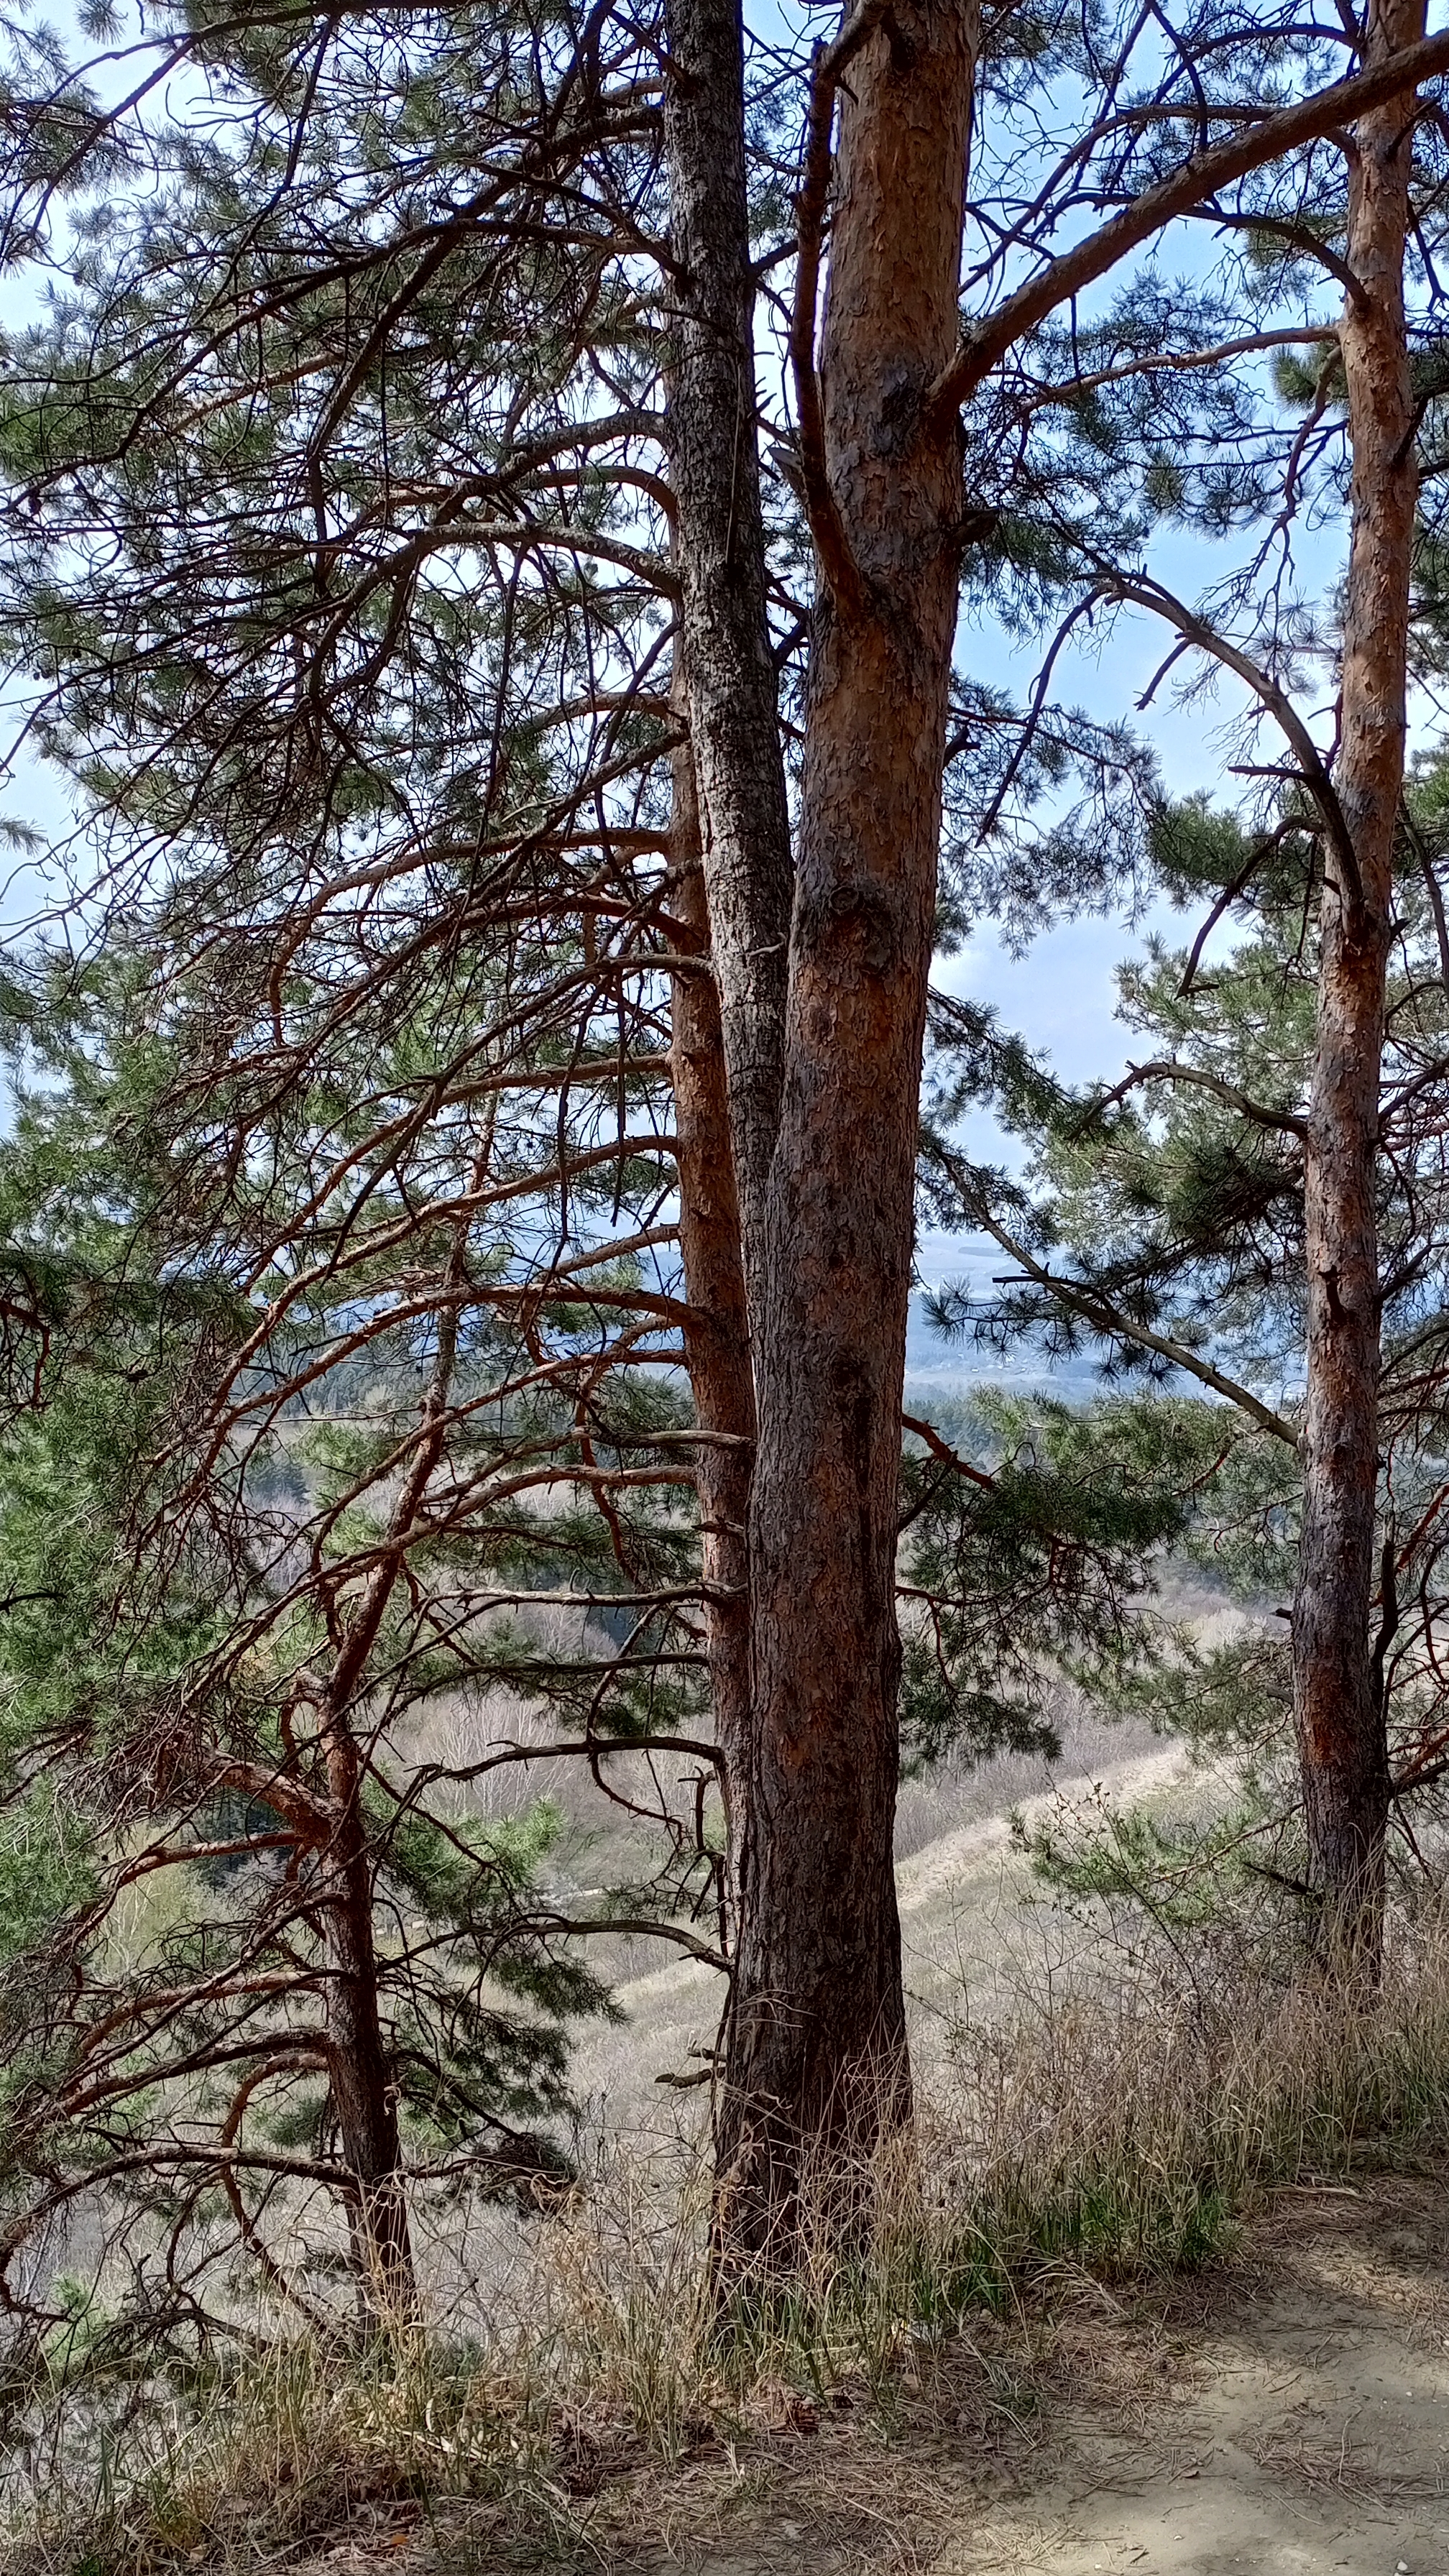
[667,715,755,1843]
[662,0,794,1294]
[310,1297,469,2315]
[320,1708,416,2319]
[712,0,979,2261]
[1293,0,1422,1966]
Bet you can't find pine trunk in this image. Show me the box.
[668,722,755,1816]
[309,1338,463,2320]
[1292,0,1422,1966]
[712,0,979,2261]
[321,1711,416,2319]
[662,0,794,1289]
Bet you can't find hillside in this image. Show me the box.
[566,1716,1195,2126]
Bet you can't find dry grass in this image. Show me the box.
[937,1896,1449,2277]
[13,1901,1449,2576]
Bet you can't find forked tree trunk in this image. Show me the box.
[1292,0,1422,1969]
[661,0,1432,2256]
[711,0,980,2263]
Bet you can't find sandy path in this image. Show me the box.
[272,2113,1449,2576]
[942,2178,1449,2576]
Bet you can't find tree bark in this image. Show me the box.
[668,717,755,1832]
[1292,0,1422,1966]
[662,0,795,1299]
[308,1293,470,2317]
[712,0,979,2263]
[319,1707,416,2319]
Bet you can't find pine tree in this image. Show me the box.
[926,767,1449,1959]
[0,0,727,2306]
[663,0,1449,2240]
[0,896,719,2332]
[8,0,1449,2286]
[929,0,1449,1969]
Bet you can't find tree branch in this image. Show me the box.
[901,1409,996,1489]
[1208,211,1367,308]
[925,1145,1300,1448]
[790,1,886,619]
[1083,1057,1308,1138]
[1020,325,1340,411]
[1098,569,1363,910]
[930,30,1449,420]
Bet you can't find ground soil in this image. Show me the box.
[289,2168,1449,2576]
[939,2171,1449,2576]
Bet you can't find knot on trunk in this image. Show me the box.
[799,877,906,970]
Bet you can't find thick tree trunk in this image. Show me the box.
[712,0,979,2262]
[1292,0,1421,1966]
[668,720,755,1828]
[662,0,794,1292]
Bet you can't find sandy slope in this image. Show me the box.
[566,1740,1195,2121]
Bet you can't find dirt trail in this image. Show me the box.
[272,2139,1449,2576]
[942,2176,1449,2576]
[661,2176,1449,2576]
[272,1727,1449,2576]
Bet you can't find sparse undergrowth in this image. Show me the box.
[12,1902,1449,2576]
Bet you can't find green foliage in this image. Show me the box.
[898,1392,1234,1767]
